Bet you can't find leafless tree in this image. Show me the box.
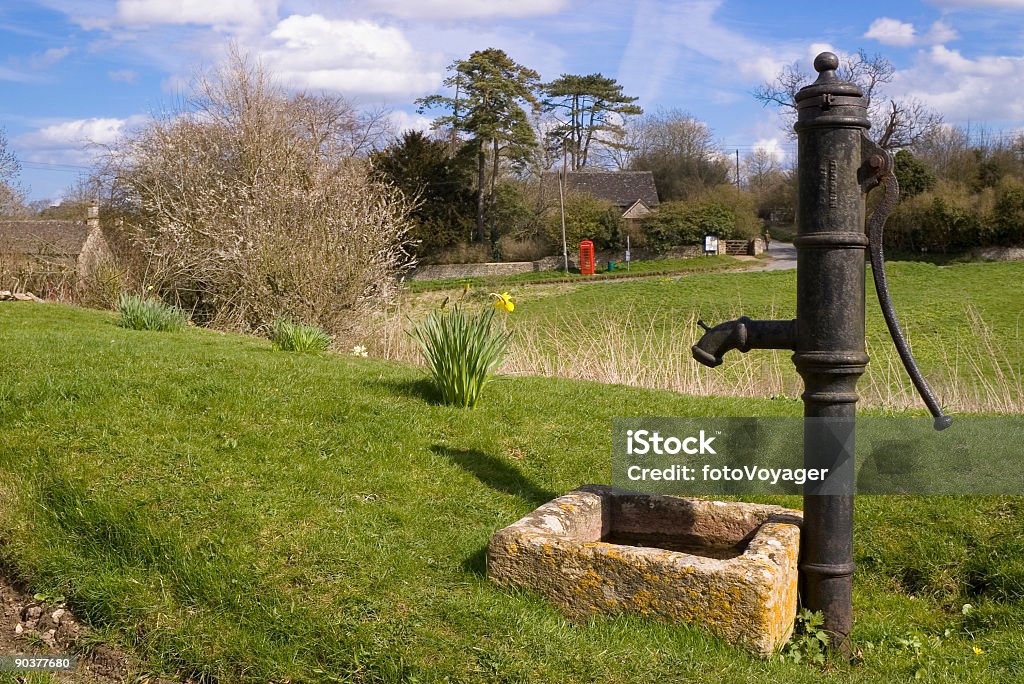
[743,148,781,194]
[0,128,27,217]
[753,49,943,149]
[612,109,730,201]
[100,47,414,336]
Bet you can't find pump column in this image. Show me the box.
[792,52,871,652]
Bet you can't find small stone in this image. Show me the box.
[0,290,11,299]
[26,606,42,619]
[14,623,22,634]
[51,608,65,622]
[13,292,31,301]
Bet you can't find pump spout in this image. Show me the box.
[691,316,797,368]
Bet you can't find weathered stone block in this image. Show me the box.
[487,485,802,655]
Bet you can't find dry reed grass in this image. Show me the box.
[364,301,1022,415]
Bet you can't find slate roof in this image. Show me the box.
[0,220,92,256]
[542,170,660,209]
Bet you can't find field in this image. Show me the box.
[393,259,1024,415]
[1,278,1023,682]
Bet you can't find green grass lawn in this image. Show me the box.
[1,303,1023,682]
[405,255,750,292]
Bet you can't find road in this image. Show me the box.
[749,241,797,271]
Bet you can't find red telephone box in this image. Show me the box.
[579,240,595,275]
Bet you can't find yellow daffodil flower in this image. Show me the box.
[973,646,985,656]
[490,291,514,313]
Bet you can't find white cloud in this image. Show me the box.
[388,110,434,135]
[752,138,787,164]
[807,42,836,59]
[865,17,958,47]
[0,66,34,82]
[160,74,189,94]
[926,20,959,43]
[895,46,1024,122]
[18,116,148,152]
[618,0,796,104]
[116,0,278,27]
[29,47,72,69]
[368,0,568,19]
[259,14,441,98]
[865,17,917,46]
[0,46,73,83]
[108,68,139,83]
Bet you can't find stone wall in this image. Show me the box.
[411,244,716,280]
[411,261,538,281]
[972,246,1024,261]
[0,290,45,302]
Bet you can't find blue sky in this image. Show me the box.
[4,0,1024,201]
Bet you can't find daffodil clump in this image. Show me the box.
[269,319,332,353]
[117,292,188,332]
[409,290,515,408]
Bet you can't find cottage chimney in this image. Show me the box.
[87,202,99,230]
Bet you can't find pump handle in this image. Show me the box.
[861,135,952,431]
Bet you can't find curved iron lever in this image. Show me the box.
[861,135,952,431]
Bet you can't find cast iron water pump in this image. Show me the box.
[691,52,951,651]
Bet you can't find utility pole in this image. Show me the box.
[559,140,569,273]
[735,149,740,189]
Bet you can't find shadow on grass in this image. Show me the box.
[432,445,556,579]
[462,546,488,578]
[431,446,556,507]
[372,377,442,405]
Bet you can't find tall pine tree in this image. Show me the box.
[542,74,642,170]
[417,49,540,249]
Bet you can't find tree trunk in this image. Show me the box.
[489,138,500,253]
[476,141,486,243]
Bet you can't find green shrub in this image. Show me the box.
[117,293,187,332]
[641,187,760,251]
[991,177,1024,246]
[269,319,332,353]
[887,180,995,253]
[543,193,623,251]
[409,302,511,408]
[893,149,936,198]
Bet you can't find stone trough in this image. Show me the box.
[487,485,802,655]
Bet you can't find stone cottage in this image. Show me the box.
[541,170,660,243]
[0,204,112,286]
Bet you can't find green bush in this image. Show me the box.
[409,302,511,408]
[543,193,623,251]
[887,180,995,253]
[991,177,1024,246]
[117,293,187,332]
[269,319,332,353]
[641,187,760,251]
